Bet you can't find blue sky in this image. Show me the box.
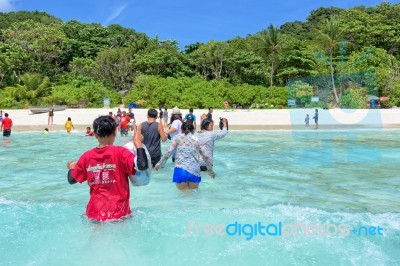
[1,0,399,48]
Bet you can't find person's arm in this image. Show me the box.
[158,122,168,141]
[133,130,148,171]
[155,137,179,170]
[137,123,142,134]
[199,143,215,178]
[213,119,228,140]
[165,126,177,135]
[67,161,77,184]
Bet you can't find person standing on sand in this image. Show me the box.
[224,100,229,111]
[313,109,319,129]
[1,113,13,137]
[305,114,310,127]
[48,105,54,125]
[206,107,213,120]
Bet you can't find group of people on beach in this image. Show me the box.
[305,109,319,129]
[66,106,228,221]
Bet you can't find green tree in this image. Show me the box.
[134,45,193,78]
[258,24,281,87]
[189,41,230,80]
[0,43,30,87]
[316,16,346,103]
[95,47,136,92]
[2,20,68,77]
[8,73,52,105]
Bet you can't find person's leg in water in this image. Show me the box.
[176,182,199,190]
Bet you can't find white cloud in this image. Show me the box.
[103,4,128,25]
[0,0,13,12]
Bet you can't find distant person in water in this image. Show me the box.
[65,117,74,134]
[1,113,13,137]
[67,115,148,221]
[42,128,49,134]
[313,109,318,129]
[184,108,196,130]
[138,108,168,167]
[163,108,169,128]
[197,118,228,171]
[155,121,215,190]
[165,107,183,162]
[85,127,94,136]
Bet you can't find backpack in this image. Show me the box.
[185,113,194,125]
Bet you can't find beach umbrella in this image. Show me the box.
[379,96,389,102]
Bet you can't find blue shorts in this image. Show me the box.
[173,168,201,184]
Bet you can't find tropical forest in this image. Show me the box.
[0,3,399,109]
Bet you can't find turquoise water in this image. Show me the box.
[0,130,399,265]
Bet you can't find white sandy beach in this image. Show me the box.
[3,107,400,132]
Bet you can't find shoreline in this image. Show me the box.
[10,124,400,132]
[2,108,400,132]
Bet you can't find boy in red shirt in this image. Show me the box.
[119,111,131,137]
[1,113,13,137]
[67,115,148,221]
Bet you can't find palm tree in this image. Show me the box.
[15,73,52,105]
[259,24,280,87]
[317,16,345,104]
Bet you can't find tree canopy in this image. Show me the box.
[1,3,399,108]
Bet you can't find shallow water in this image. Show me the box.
[0,130,399,265]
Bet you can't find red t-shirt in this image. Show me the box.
[1,117,12,130]
[120,115,131,129]
[72,146,136,221]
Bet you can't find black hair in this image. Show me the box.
[189,108,193,113]
[93,115,117,137]
[148,108,158,118]
[201,119,213,130]
[169,114,182,125]
[5,113,9,117]
[208,107,213,111]
[181,120,195,135]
